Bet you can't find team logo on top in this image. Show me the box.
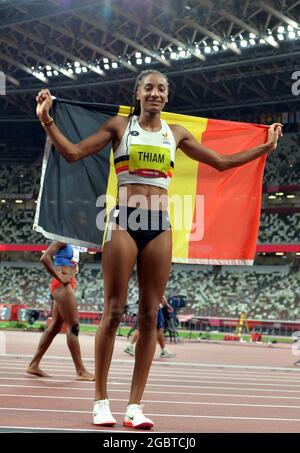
[162,132,170,145]
[131,130,139,136]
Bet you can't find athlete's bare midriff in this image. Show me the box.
[118,183,168,210]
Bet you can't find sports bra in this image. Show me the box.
[114,116,177,190]
[53,245,79,267]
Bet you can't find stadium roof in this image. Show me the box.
[1,0,300,121]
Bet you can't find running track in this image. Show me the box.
[0,330,300,433]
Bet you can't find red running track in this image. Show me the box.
[0,330,300,433]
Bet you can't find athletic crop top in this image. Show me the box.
[114,116,177,190]
[53,245,79,267]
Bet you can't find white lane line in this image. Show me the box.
[1,383,300,400]
[0,377,299,394]
[2,365,300,383]
[0,425,139,433]
[1,354,299,372]
[2,393,300,410]
[1,407,300,423]
[2,358,298,378]
[1,373,300,388]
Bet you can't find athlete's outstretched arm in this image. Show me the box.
[174,123,283,171]
[36,89,122,163]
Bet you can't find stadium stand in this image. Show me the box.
[0,263,299,321]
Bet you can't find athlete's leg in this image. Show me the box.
[53,285,94,381]
[156,328,165,349]
[95,229,138,401]
[128,229,172,404]
[27,300,64,377]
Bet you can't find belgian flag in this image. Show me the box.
[34,99,267,264]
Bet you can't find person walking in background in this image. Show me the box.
[124,295,176,358]
[26,242,94,381]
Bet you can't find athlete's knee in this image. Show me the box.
[138,306,158,330]
[69,323,80,337]
[104,300,125,332]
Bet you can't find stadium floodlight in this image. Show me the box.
[288,25,294,31]
[249,33,256,39]
[111,62,118,68]
[103,58,109,63]
[46,71,52,77]
[135,52,142,58]
[1,200,6,203]
[268,195,276,199]
[75,67,82,74]
[53,70,59,76]
[15,200,23,204]
[277,34,284,41]
[213,45,219,52]
[204,46,211,53]
[68,68,73,74]
[266,36,277,45]
[230,42,238,48]
[32,71,47,82]
[104,63,110,70]
[240,39,248,47]
[288,31,296,39]
[170,52,177,59]
[179,50,186,58]
[249,39,256,45]
[277,26,285,33]
[213,40,219,45]
[46,65,51,70]
[81,66,88,72]
[286,194,295,198]
[259,38,266,44]
[74,61,80,67]
[136,58,142,65]
[145,56,151,63]
[222,43,228,50]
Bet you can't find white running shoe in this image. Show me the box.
[123,404,154,429]
[93,399,116,426]
[124,345,135,356]
[160,349,176,358]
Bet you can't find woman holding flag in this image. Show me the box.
[36,69,282,429]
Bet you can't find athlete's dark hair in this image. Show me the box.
[128,70,169,117]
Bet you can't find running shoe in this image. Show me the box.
[93,399,116,426]
[123,404,154,429]
[124,345,135,356]
[160,349,176,358]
